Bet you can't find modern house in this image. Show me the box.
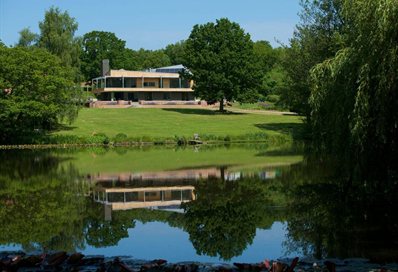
[91,60,195,102]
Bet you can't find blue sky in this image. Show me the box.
[0,0,301,50]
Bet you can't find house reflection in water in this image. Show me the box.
[94,186,196,220]
[89,166,281,220]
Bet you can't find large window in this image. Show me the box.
[163,92,170,100]
[124,78,137,88]
[106,77,123,88]
[169,78,180,88]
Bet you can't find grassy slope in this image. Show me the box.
[57,108,303,140]
[65,145,303,173]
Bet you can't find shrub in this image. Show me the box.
[91,133,110,145]
[265,94,280,103]
[174,136,187,146]
[113,133,128,143]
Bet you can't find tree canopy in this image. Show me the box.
[38,7,82,79]
[309,0,398,179]
[164,40,187,65]
[17,28,38,47]
[0,46,79,144]
[183,18,261,111]
[280,0,344,115]
[80,31,128,80]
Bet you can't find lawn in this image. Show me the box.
[56,108,303,141]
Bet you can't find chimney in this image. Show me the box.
[101,59,110,76]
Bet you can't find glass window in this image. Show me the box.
[169,79,180,88]
[108,192,124,203]
[144,82,156,87]
[125,192,139,202]
[106,77,123,88]
[124,78,137,88]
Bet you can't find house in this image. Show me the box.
[91,60,195,102]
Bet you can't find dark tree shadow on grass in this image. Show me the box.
[162,108,245,115]
[255,123,306,141]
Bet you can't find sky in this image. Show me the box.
[0,0,301,50]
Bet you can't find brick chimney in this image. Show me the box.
[101,59,110,76]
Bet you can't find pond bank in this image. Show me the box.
[1,251,397,272]
[0,135,297,150]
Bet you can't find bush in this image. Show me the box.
[91,133,110,145]
[265,94,280,103]
[174,136,187,146]
[113,133,128,143]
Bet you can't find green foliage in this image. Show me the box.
[80,31,128,80]
[181,176,283,260]
[280,0,344,115]
[309,0,398,179]
[80,31,171,80]
[265,94,280,103]
[253,41,276,73]
[113,133,128,143]
[126,48,171,70]
[0,151,87,252]
[0,46,80,144]
[17,28,38,47]
[38,7,81,79]
[183,18,262,111]
[164,40,187,65]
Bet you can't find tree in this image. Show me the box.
[38,7,81,79]
[130,48,171,70]
[0,46,79,144]
[164,40,187,65]
[17,27,38,47]
[80,31,128,80]
[309,0,398,180]
[280,0,344,115]
[253,41,288,100]
[183,18,261,111]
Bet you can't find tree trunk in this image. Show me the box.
[219,98,224,112]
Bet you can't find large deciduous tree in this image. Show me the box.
[80,31,128,80]
[183,18,261,111]
[0,46,79,144]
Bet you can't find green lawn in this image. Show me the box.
[56,108,303,141]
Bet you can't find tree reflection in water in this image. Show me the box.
[181,174,284,260]
[283,159,398,262]
[1,148,397,263]
[0,150,88,252]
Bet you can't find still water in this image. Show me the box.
[0,145,397,263]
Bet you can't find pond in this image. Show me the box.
[0,144,397,264]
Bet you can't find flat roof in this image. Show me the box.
[108,69,180,78]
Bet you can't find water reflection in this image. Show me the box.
[0,147,397,263]
[283,160,398,262]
